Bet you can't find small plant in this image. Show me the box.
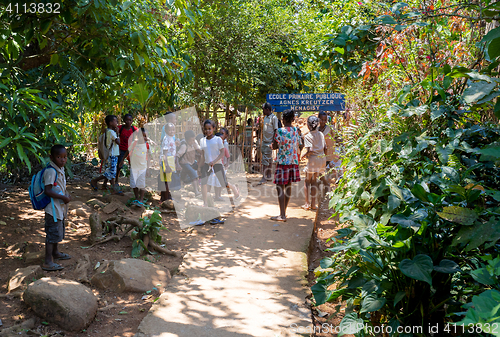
[131,210,166,257]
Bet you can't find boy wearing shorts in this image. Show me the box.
[43,145,72,271]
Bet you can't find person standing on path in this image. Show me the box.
[301,115,326,211]
[318,111,334,193]
[271,109,301,222]
[116,113,137,186]
[258,102,279,185]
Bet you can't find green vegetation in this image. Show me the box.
[310,1,500,335]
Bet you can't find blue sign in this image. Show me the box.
[273,105,343,112]
[266,93,345,112]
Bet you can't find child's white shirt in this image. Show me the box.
[200,136,224,164]
[106,129,120,157]
[161,135,176,156]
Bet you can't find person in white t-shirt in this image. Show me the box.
[198,120,240,207]
[124,128,151,206]
[159,123,178,203]
[91,115,123,195]
[212,128,232,201]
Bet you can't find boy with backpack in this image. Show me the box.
[42,145,72,271]
[91,115,123,194]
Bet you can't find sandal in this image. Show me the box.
[301,204,311,210]
[270,216,287,222]
[89,181,98,191]
[42,262,64,271]
[54,253,71,260]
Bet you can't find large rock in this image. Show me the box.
[23,277,97,331]
[8,265,42,293]
[91,259,171,293]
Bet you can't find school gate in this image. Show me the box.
[266,93,345,112]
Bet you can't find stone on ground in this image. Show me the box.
[160,199,175,210]
[185,204,221,223]
[22,251,43,264]
[68,201,92,217]
[0,318,36,337]
[102,201,127,214]
[86,198,107,209]
[90,258,171,293]
[23,277,97,331]
[8,265,42,293]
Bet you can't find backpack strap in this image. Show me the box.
[46,165,59,222]
[121,125,136,136]
[105,129,113,151]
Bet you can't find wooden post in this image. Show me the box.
[242,107,248,162]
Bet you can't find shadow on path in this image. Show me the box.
[135,179,315,337]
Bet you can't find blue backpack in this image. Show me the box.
[29,165,58,222]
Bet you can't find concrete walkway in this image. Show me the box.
[135,179,315,337]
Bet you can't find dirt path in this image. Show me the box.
[135,177,316,337]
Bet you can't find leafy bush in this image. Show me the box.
[131,211,165,258]
[313,69,500,335]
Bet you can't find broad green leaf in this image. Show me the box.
[320,257,334,269]
[485,190,500,202]
[338,313,364,336]
[390,184,404,201]
[394,291,405,307]
[390,210,427,230]
[473,289,500,319]
[360,294,386,313]
[131,82,149,105]
[483,27,500,42]
[471,268,496,285]
[434,259,461,273]
[476,90,500,104]
[478,144,500,159]
[430,105,447,120]
[437,206,478,225]
[489,37,500,60]
[40,20,52,34]
[378,15,397,25]
[463,81,497,104]
[452,217,500,250]
[411,184,427,202]
[311,281,331,306]
[0,137,12,148]
[50,54,59,65]
[467,72,494,83]
[399,254,433,285]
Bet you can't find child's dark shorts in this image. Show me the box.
[44,213,65,243]
[199,163,228,187]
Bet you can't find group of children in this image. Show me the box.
[89,113,239,209]
[270,109,343,221]
[38,109,339,270]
